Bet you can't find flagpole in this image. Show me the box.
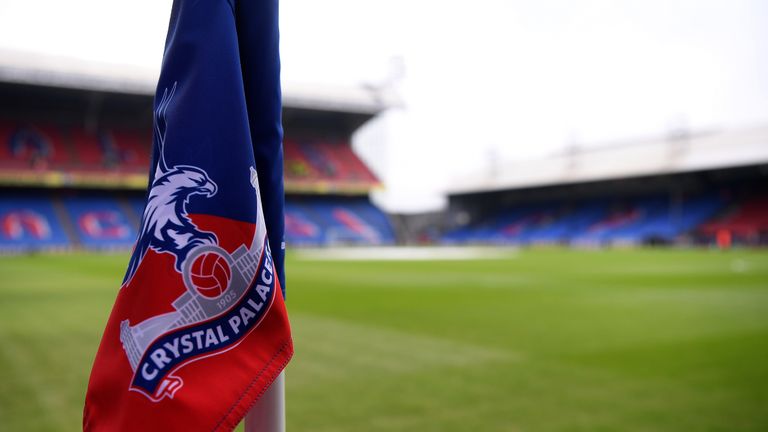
[240,0,287,429]
[244,372,285,432]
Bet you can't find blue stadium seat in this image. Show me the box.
[284,198,394,246]
[0,195,71,250]
[62,196,138,249]
[443,194,727,246]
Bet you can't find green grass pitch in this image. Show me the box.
[1,248,767,431]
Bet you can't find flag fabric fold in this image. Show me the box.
[84,0,292,430]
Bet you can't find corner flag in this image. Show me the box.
[83,0,293,430]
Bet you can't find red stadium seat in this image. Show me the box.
[71,129,105,167]
[701,195,768,237]
[110,129,152,170]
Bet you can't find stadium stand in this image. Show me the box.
[0,123,69,170]
[2,122,152,172]
[286,197,395,246]
[1,122,379,186]
[109,129,152,170]
[2,111,765,250]
[0,65,397,253]
[0,192,143,251]
[283,139,317,179]
[62,195,137,249]
[283,137,381,192]
[699,194,768,244]
[0,194,71,251]
[443,193,729,246]
[440,125,768,248]
[0,124,393,250]
[0,193,395,250]
[71,128,104,167]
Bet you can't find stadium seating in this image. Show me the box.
[286,197,395,246]
[62,196,138,249]
[1,123,378,193]
[0,195,71,250]
[0,194,143,251]
[699,195,768,242]
[109,130,152,170]
[129,196,147,221]
[443,203,560,244]
[0,122,25,169]
[443,194,728,246]
[0,122,152,173]
[613,195,723,243]
[71,129,106,167]
[0,123,70,170]
[0,193,394,250]
[283,139,318,179]
[516,201,609,244]
[0,118,392,250]
[283,137,380,188]
[314,141,379,182]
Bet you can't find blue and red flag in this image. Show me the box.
[84,0,293,430]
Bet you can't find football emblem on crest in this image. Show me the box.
[190,251,232,298]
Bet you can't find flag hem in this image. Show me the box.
[212,338,294,432]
